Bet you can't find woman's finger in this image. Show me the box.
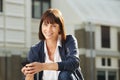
[26,63,33,67]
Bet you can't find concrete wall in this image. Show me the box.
[0,55,24,80]
[79,55,96,80]
[118,59,120,80]
[118,32,120,52]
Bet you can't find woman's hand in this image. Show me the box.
[25,62,43,74]
[21,62,58,75]
[21,62,43,75]
[21,67,34,80]
[21,66,29,75]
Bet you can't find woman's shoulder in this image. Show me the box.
[28,41,44,62]
[66,35,77,42]
[31,40,44,49]
[64,35,77,45]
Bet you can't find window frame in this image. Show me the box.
[32,0,51,19]
[107,58,111,66]
[0,0,3,12]
[101,57,112,67]
[97,71,106,80]
[97,70,117,80]
[101,25,111,48]
[101,57,106,66]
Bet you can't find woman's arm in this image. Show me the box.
[57,35,80,72]
[25,74,34,80]
[24,62,59,75]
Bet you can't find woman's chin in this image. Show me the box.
[45,37,53,40]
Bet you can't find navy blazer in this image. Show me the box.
[27,35,83,80]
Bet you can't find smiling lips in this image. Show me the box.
[45,32,53,38]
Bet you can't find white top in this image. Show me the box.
[43,37,62,80]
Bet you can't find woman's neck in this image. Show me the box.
[46,39,57,54]
[45,40,57,61]
[46,37,58,46]
[46,38,57,45]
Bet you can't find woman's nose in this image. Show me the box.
[47,25,52,31]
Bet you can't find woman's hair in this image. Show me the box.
[38,8,66,41]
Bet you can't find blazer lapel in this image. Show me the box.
[38,41,45,63]
[58,45,66,61]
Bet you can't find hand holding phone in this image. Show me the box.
[21,60,30,66]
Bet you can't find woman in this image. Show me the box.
[21,8,84,80]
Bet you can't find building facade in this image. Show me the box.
[0,0,31,80]
[0,0,120,80]
[75,23,120,80]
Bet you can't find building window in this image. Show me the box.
[107,58,111,66]
[32,0,51,19]
[102,58,105,66]
[101,57,111,66]
[97,71,105,80]
[108,71,116,80]
[0,0,3,12]
[101,25,110,48]
[97,71,117,80]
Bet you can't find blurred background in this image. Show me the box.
[0,0,120,80]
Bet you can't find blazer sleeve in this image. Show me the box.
[57,35,80,72]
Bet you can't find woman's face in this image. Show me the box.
[42,21,60,41]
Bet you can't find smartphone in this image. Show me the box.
[21,60,30,66]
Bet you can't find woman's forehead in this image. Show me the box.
[43,18,57,24]
[43,21,59,26]
[43,13,60,24]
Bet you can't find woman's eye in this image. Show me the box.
[44,23,48,26]
[52,25,56,27]
[44,23,47,25]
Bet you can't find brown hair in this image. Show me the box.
[38,8,66,41]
